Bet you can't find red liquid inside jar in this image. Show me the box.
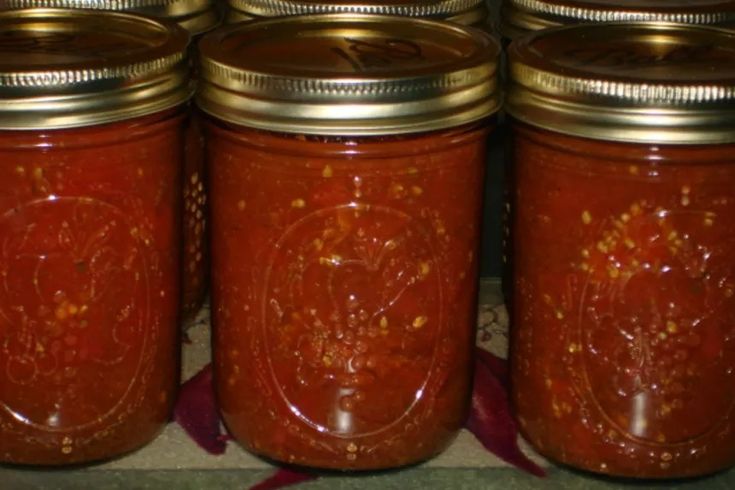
[0,109,185,465]
[208,120,491,469]
[181,26,218,321]
[511,122,735,478]
[182,109,208,319]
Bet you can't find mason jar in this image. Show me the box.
[0,0,220,320]
[507,22,735,478]
[0,9,190,465]
[198,14,501,470]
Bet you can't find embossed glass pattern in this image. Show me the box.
[0,1,220,322]
[0,10,188,465]
[508,23,735,478]
[208,121,489,469]
[0,109,185,465]
[201,14,498,470]
[181,110,208,320]
[511,124,735,478]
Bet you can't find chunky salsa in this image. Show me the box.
[0,0,219,322]
[197,14,500,470]
[0,110,185,464]
[207,121,490,469]
[182,111,208,319]
[0,9,190,464]
[510,122,735,477]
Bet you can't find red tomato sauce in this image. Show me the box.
[182,109,208,319]
[510,122,735,477]
[207,119,491,469]
[181,30,217,321]
[0,109,185,465]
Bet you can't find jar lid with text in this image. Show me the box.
[0,0,220,35]
[500,0,735,40]
[0,9,192,129]
[507,22,735,144]
[197,14,501,136]
[225,0,487,27]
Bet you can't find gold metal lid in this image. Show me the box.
[0,9,191,130]
[0,0,220,35]
[506,22,735,144]
[500,0,735,40]
[197,14,501,136]
[225,0,488,26]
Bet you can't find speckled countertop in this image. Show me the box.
[2,279,735,489]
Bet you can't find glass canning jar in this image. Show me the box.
[507,22,735,478]
[0,0,221,320]
[0,9,191,465]
[197,14,501,470]
[222,0,500,301]
[497,0,735,305]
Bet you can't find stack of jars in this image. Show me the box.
[0,0,734,481]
